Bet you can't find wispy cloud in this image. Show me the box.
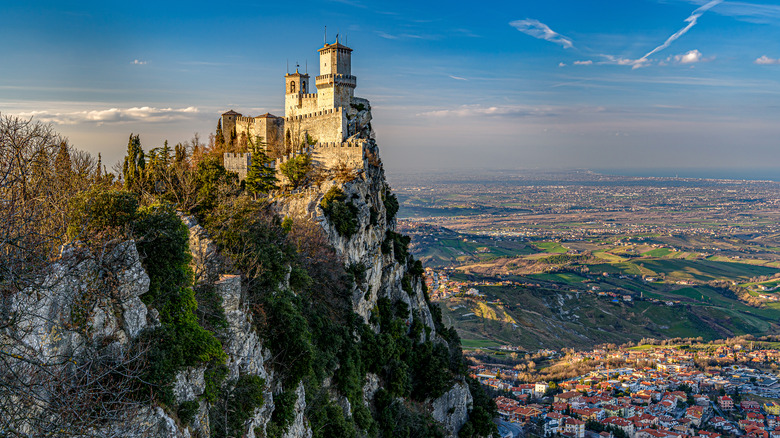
[635,0,722,67]
[18,106,199,125]
[375,31,399,40]
[671,0,780,24]
[756,55,780,65]
[132,59,147,65]
[449,75,468,81]
[418,104,603,118]
[574,60,593,65]
[509,19,574,49]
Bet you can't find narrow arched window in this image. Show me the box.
[290,82,296,93]
[301,81,306,93]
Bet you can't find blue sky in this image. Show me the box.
[2,0,780,175]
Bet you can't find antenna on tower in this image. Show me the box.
[324,26,327,44]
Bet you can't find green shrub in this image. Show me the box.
[210,375,266,438]
[259,290,313,386]
[346,262,367,287]
[266,389,297,437]
[382,231,410,265]
[132,203,225,404]
[279,153,312,188]
[67,189,138,239]
[204,364,229,404]
[402,274,414,296]
[382,189,399,223]
[320,187,359,238]
[177,400,199,426]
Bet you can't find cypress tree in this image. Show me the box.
[123,134,145,192]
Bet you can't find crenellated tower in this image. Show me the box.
[315,38,356,111]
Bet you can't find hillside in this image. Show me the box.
[436,280,779,350]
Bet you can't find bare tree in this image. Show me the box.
[0,114,156,437]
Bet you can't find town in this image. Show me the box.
[467,339,780,438]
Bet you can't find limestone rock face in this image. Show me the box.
[431,381,473,438]
[274,140,436,338]
[281,381,313,438]
[9,241,150,365]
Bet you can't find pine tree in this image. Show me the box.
[245,136,277,198]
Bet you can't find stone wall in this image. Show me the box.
[224,152,251,180]
[285,107,345,144]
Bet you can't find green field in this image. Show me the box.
[587,258,779,282]
[529,272,588,285]
[534,241,568,253]
[643,248,674,257]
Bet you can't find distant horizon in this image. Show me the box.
[385,166,780,183]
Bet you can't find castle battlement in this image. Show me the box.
[285,107,341,122]
[315,74,357,89]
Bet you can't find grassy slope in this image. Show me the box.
[439,283,779,351]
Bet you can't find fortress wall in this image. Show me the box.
[311,140,365,169]
[224,152,251,180]
[227,139,366,184]
[285,107,346,144]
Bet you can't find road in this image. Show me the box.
[497,419,523,438]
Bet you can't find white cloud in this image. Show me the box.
[671,49,705,64]
[574,60,593,65]
[18,106,199,125]
[559,62,567,67]
[755,55,780,65]
[449,75,468,81]
[132,59,147,65]
[509,19,574,49]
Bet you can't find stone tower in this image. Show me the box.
[315,38,356,111]
[284,68,313,118]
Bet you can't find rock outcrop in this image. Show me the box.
[432,381,474,436]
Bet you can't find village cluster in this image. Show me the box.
[471,344,780,437]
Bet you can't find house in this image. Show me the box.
[556,391,583,404]
[766,402,780,416]
[718,395,733,411]
[535,382,550,397]
[564,417,585,438]
[685,405,705,427]
[602,417,635,438]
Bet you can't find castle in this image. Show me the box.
[222,38,373,183]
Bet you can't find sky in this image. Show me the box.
[2,0,780,177]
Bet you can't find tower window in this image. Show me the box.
[302,82,306,92]
[290,82,296,93]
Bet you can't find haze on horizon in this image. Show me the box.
[2,0,779,177]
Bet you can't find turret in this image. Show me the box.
[285,68,310,96]
[315,38,356,110]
